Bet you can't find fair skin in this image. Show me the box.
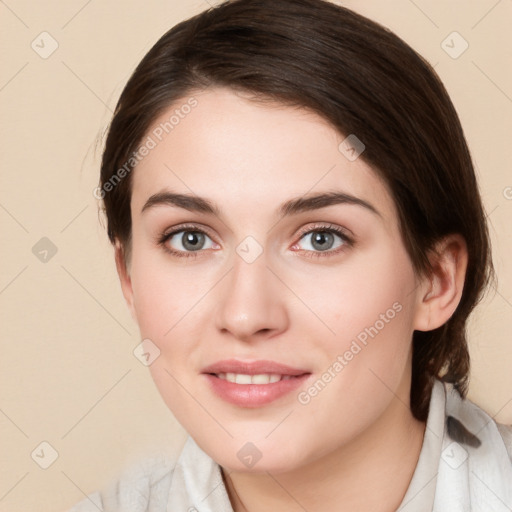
[115,87,468,511]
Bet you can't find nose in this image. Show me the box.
[214,249,289,342]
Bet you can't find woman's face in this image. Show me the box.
[121,87,427,472]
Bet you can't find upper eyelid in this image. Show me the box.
[295,222,353,239]
[161,223,215,238]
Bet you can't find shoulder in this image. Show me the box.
[66,452,178,512]
[429,381,512,508]
[496,422,512,462]
[441,380,512,469]
[68,436,233,512]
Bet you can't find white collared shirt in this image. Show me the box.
[69,379,512,511]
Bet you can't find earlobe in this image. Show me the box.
[114,241,137,323]
[413,234,468,332]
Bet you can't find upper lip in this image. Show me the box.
[202,359,310,376]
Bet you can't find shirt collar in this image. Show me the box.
[397,379,446,511]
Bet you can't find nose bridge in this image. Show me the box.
[214,244,288,340]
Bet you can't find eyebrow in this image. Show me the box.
[142,191,221,216]
[279,191,380,218]
[141,190,381,218]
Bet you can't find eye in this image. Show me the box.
[158,225,219,257]
[292,224,353,257]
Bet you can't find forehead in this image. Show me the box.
[130,87,397,225]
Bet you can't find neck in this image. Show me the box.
[222,387,426,512]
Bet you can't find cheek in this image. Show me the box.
[131,270,174,338]
[129,249,216,339]
[130,261,209,414]
[290,241,418,408]
[291,241,416,346]
[288,251,417,442]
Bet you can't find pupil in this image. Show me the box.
[312,231,333,251]
[182,232,204,251]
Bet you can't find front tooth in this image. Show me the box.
[251,374,272,384]
[218,373,286,384]
[235,374,253,384]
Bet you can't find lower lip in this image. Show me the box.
[203,373,311,407]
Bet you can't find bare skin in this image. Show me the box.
[115,87,468,511]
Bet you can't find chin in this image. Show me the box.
[221,456,300,475]
[203,437,307,475]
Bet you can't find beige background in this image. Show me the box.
[0,0,511,510]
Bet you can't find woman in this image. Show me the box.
[71,0,512,510]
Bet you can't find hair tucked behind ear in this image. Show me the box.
[99,0,494,421]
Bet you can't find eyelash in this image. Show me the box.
[157,223,354,259]
[157,223,217,259]
[294,223,353,259]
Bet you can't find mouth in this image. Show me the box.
[201,359,312,407]
[213,372,298,384]
[201,358,309,377]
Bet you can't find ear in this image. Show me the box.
[413,234,468,332]
[114,240,137,323]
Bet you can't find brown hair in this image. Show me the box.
[99,0,493,421]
